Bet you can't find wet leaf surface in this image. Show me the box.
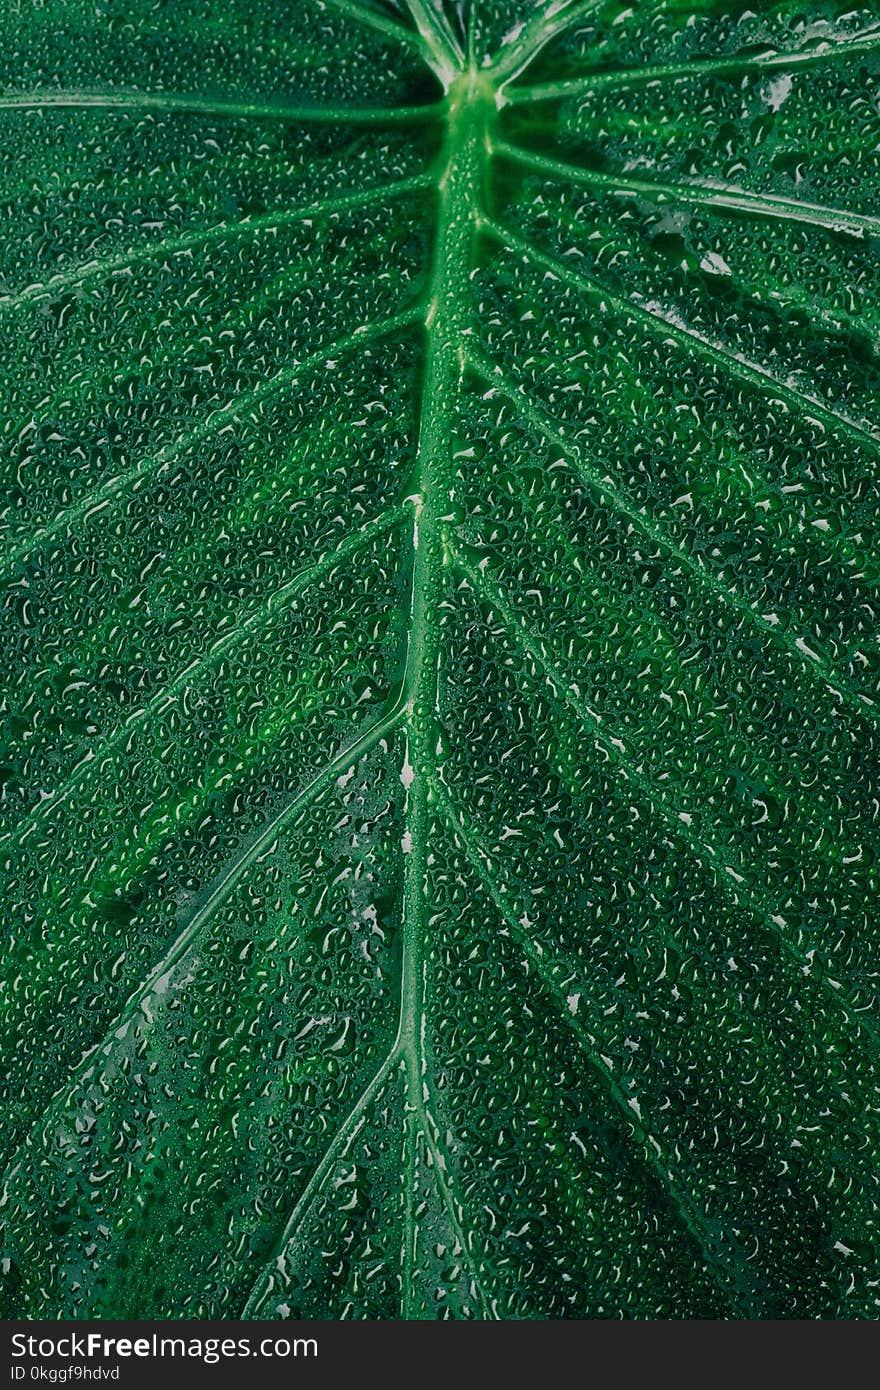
[1,0,879,1319]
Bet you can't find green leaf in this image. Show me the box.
[1,0,879,1319]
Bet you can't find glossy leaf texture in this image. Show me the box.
[1,0,879,1319]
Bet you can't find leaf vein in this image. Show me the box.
[508,27,880,103]
[494,141,880,240]
[240,1050,398,1316]
[0,87,439,123]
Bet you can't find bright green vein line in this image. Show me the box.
[0,306,422,580]
[404,0,463,84]
[493,0,606,85]
[444,536,880,1061]
[390,69,496,1322]
[0,503,408,850]
[0,174,434,314]
[506,28,880,103]
[240,1050,398,1317]
[402,1070,496,1318]
[433,781,753,1315]
[0,88,442,124]
[494,141,880,240]
[463,347,879,729]
[322,0,432,62]
[401,1105,417,1318]
[481,217,880,469]
[466,0,477,69]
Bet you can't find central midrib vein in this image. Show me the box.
[396,70,493,1316]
